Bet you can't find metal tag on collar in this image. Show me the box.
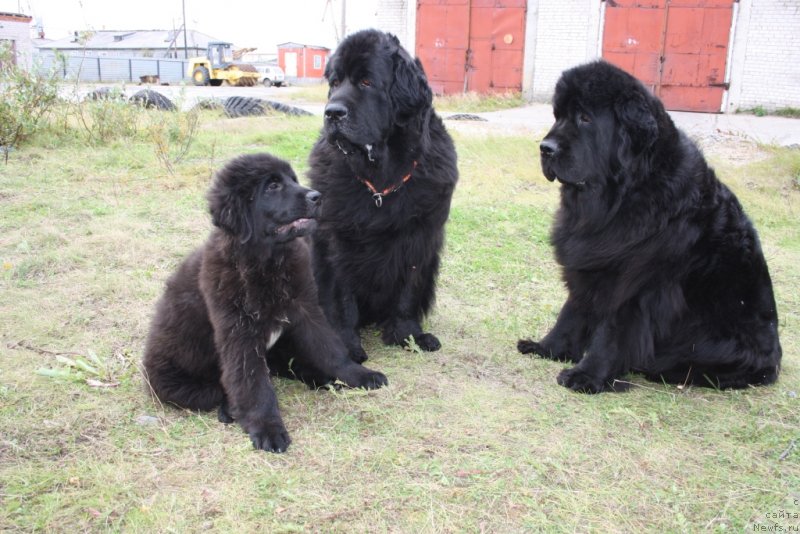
[373,193,383,207]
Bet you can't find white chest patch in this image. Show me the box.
[266,328,282,350]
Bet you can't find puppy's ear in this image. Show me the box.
[391,50,432,125]
[614,90,659,155]
[208,188,254,244]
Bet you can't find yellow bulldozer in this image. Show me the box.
[188,42,259,86]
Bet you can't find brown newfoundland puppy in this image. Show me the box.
[518,61,782,393]
[308,30,458,363]
[143,153,387,452]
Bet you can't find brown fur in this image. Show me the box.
[143,153,387,452]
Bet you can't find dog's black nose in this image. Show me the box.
[306,190,322,205]
[540,138,559,157]
[324,103,348,122]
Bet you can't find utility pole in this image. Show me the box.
[182,0,188,59]
[340,0,346,42]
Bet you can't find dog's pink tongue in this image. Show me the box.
[278,218,312,233]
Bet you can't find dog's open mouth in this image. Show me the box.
[275,218,317,234]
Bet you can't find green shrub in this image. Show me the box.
[0,44,62,162]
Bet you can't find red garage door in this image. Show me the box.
[416,0,526,95]
[602,0,734,112]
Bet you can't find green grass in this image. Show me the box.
[434,91,526,113]
[737,106,800,119]
[1,109,799,532]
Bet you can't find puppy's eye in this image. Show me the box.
[578,113,591,124]
[360,79,371,87]
[267,181,281,191]
[330,79,340,88]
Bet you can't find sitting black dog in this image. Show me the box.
[308,29,459,363]
[143,153,387,452]
[518,61,782,392]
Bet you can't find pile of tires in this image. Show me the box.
[129,90,176,111]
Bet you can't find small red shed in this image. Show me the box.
[277,42,330,81]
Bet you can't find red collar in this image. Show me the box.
[356,161,418,207]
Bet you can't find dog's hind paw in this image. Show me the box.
[349,346,369,364]
[217,403,235,424]
[414,333,441,352]
[338,365,388,390]
[358,370,389,390]
[517,338,542,355]
[557,367,607,394]
[518,339,581,362]
[517,339,558,360]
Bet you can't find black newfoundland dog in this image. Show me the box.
[308,30,458,363]
[518,61,782,393]
[143,153,387,452]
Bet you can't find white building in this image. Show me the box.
[0,12,34,69]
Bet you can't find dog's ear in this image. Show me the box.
[391,49,432,125]
[208,185,254,244]
[614,90,659,155]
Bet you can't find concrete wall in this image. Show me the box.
[0,13,34,69]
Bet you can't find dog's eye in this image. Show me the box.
[267,181,281,191]
[360,79,371,87]
[578,113,592,124]
[330,79,340,88]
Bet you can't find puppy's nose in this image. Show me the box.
[540,138,559,158]
[324,102,348,122]
[306,190,322,205]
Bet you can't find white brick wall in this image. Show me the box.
[0,15,34,69]
[526,0,603,100]
[727,0,800,111]
[376,0,413,51]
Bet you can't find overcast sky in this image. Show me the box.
[0,0,381,52]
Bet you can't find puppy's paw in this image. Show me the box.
[217,403,235,424]
[357,370,389,390]
[338,365,388,390]
[413,333,441,352]
[556,367,608,394]
[248,423,291,453]
[518,338,547,356]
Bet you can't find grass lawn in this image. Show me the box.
[1,105,798,532]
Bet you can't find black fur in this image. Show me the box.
[308,30,458,363]
[143,153,387,452]
[518,61,782,393]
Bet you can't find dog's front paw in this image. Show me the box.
[248,422,291,453]
[556,367,608,394]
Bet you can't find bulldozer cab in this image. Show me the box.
[207,42,234,69]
